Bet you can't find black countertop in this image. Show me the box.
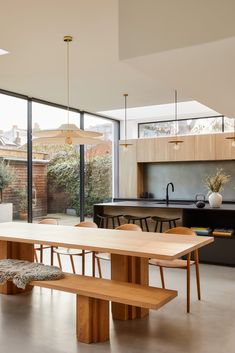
[95,199,235,211]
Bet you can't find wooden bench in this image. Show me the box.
[30,273,177,344]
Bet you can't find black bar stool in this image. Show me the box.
[97,214,123,229]
[151,216,180,233]
[123,215,151,232]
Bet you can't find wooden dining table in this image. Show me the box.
[0,222,214,320]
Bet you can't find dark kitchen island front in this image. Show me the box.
[94,200,235,266]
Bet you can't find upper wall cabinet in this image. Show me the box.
[130,133,234,164]
[137,135,195,162]
[215,133,235,160]
[136,138,156,162]
[194,134,216,160]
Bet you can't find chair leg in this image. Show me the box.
[140,219,144,230]
[40,245,43,263]
[96,257,102,278]
[194,249,201,300]
[92,252,96,277]
[187,253,191,313]
[160,221,163,233]
[34,249,38,263]
[56,253,62,270]
[50,246,54,266]
[82,250,85,275]
[70,255,76,274]
[112,217,115,229]
[159,266,165,289]
[173,220,177,227]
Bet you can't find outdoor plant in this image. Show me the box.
[17,187,28,212]
[0,161,15,203]
[204,168,230,193]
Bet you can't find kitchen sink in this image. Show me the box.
[155,201,193,205]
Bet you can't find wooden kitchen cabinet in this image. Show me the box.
[195,134,216,160]
[137,135,195,162]
[136,138,156,162]
[215,133,235,160]
[119,140,138,198]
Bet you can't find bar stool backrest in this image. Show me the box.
[116,223,142,232]
[165,226,196,236]
[75,221,98,228]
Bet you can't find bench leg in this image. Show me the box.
[76,295,109,344]
[111,254,149,320]
[0,240,34,294]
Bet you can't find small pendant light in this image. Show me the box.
[119,93,132,150]
[168,90,184,150]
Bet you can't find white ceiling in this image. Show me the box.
[0,0,234,118]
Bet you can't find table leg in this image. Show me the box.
[111,254,149,320]
[0,240,34,294]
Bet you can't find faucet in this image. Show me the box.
[166,182,174,205]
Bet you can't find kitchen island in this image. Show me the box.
[94,199,235,266]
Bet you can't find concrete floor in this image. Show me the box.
[0,252,235,353]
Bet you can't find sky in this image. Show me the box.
[0,94,109,132]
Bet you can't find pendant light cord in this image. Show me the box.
[175,89,178,138]
[124,94,127,142]
[66,39,70,125]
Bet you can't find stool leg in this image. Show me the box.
[106,218,109,229]
[99,218,102,228]
[140,219,144,230]
[145,218,149,232]
[168,221,171,229]
[112,217,115,229]
[154,221,158,232]
[160,221,163,233]
[127,218,130,224]
[117,216,121,226]
[173,220,177,227]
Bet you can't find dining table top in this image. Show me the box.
[0,222,214,260]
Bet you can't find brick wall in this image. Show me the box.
[2,160,48,219]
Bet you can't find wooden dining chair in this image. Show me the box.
[34,218,58,265]
[53,221,98,275]
[149,226,201,313]
[93,223,142,278]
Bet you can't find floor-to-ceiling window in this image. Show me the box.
[0,92,28,222]
[32,102,81,224]
[0,90,119,226]
[83,113,117,221]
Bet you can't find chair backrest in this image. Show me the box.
[75,221,98,228]
[38,218,58,225]
[165,226,196,236]
[115,223,142,232]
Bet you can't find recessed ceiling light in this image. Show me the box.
[0,48,9,56]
